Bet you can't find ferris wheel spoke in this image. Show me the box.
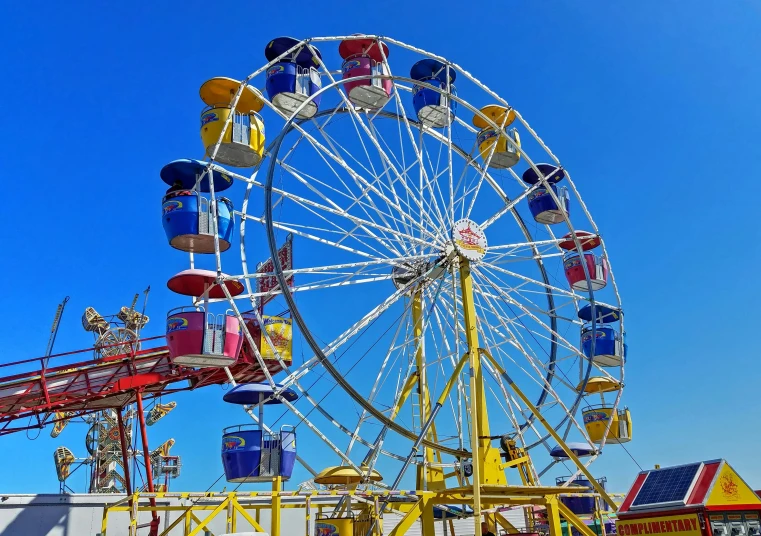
[428,303,467,449]
[306,63,450,245]
[274,110,443,247]
[273,176,443,253]
[277,161,435,258]
[308,126,423,251]
[470,284,577,401]
[473,267,581,362]
[369,117,450,238]
[478,260,580,303]
[345,306,416,458]
[276,163,422,257]
[469,278,593,443]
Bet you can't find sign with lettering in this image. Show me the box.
[617,515,701,536]
[256,234,293,308]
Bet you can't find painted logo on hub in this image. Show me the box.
[167,317,189,333]
[223,435,246,451]
[452,219,487,262]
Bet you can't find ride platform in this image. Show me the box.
[0,335,287,436]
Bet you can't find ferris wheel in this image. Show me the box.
[160,34,630,509]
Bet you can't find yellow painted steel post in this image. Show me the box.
[101,504,109,536]
[272,476,282,536]
[480,349,618,510]
[226,493,234,533]
[459,257,504,536]
[412,291,446,494]
[546,497,564,536]
[421,496,435,536]
[413,291,445,533]
[306,497,311,536]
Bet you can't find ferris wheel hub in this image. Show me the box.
[451,219,488,263]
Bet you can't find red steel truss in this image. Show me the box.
[0,335,287,436]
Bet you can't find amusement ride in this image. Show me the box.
[0,34,631,536]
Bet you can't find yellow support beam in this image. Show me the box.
[480,348,617,510]
[495,511,521,534]
[412,291,446,493]
[545,496,564,536]
[459,257,508,536]
[188,498,229,536]
[272,476,282,536]
[388,497,425,536]
[557,501,599,536]
[232,499,268,533]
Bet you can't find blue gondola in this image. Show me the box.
[578,304,627,367]
[556,476,610,514]
[522,164,570,225]
[160,159,235,254]
[410,59,456,128]
[264,36,322,119]
[221,383,299,482]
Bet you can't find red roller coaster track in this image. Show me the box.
[0,335,287,436]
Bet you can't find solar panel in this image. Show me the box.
[630,462,703,509]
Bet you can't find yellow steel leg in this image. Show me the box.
[101,503,109,536]
[459,258,507,536]
[305,497,311,536]
[421,497,435,536]
[557,501,597,536]
[272,476,282,536]
[545,496,564,536]
[388,497,425,536]
[188,498,229,536]
[495,512,520,534]
[412,291,446,492]
[232,501,268,533]
[480,349,617,510]
[413,291,444,533]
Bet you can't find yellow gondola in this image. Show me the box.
[582,405,632,444]
[472,105,521,170]
[200,77,266,168]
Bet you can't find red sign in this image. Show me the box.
[256,234,293,308]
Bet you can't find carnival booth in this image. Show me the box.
[617,460,761,536]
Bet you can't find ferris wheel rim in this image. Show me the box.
[259,112,590,460]
[198,35,628,477]
[256,104,584,437]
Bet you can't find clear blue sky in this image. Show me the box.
[1,0,761,496]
